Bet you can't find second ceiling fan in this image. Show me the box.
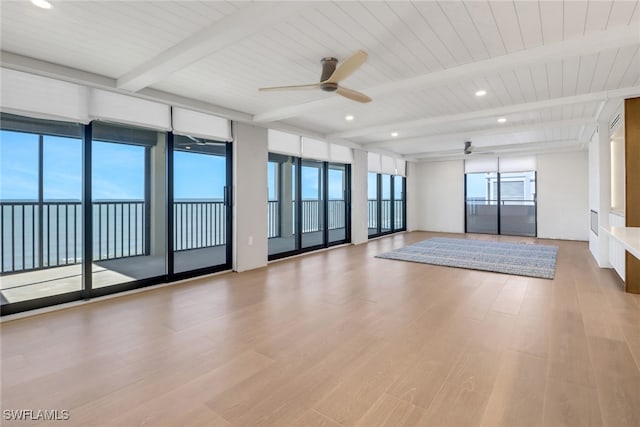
[259,50,372,103]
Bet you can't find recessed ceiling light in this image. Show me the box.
[391,132,399,137]
[344,115,354,121]
[31,0,53,9]
[475,90,487,97]
[497,117,507,123]
[185,146,192,150]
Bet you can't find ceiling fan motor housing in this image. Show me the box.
[320,57,338,92]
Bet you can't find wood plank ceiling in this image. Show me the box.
[1,1,639,160]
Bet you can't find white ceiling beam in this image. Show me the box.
[117,3,305,92]
[328,86,640,140]
[367,118,595,149]
[0,51,254,122]
[253,26,640,123]
[414,139,581,161]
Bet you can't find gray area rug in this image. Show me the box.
[376,237,558,279]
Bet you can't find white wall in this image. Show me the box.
[351,149,369,244]
[414,160,465,233]
[406,161,419,231]
[537,150,589,241]
[233,122,268,272]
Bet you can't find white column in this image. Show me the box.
[351,149,368,244]
[233,122,268,272]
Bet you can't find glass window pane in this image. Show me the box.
[1,126,83,304]
[92,126,166,288]
[368,172,378,237]
[393,176,405,230]
[328,164,347,244]
[301,160,324,249]
[466,172,498,234]
[499,171,536,236]
[173,137,228,273]
[268,154,297,256]
[381,174,392,233]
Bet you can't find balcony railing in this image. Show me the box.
[267,199,346,238]
[368,199,405,230]
[1,199,227,274]
[173,201,226,251]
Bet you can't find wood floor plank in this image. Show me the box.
[490,276,528,316]
[542,378,603,427]
[1,232,639,426]
[354,393,426,426]
[480,350,547,427]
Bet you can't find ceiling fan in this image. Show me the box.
[259,50,372,103]
[464,141,495,155]
[175,135,224,149]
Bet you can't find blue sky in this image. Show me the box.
[0,130,228,201]
[1,130,344,202]
[268,162,346,200]
[466,173,494,199]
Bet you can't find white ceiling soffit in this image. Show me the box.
[330,85,640,141]
[369,118,596,150]
[416,139,584,161]
[253,25,640,123]
[1,0,638,161]
[117,3,306,92]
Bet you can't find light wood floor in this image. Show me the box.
[2,231,640,426]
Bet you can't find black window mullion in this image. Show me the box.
[144,147,151,256]
[346,164,352,242]
[225,141,233,268]
[390,175,395,232]
[322,162,329,247]
[497,172,502,235]
[38,134,44,270]
[82,123,93,298]
[402,176,407,231]
[296,157,302,250]
[377,173,382,235]
[166,132,174,278]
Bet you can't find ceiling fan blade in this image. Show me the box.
[259,83,321,91]
[326,50,368,83]
[336,86,372,103]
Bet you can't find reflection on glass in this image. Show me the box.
[328,164,347,244]
[368,172,378,236]
[381,174,392,232]
[268,154,298,256]
[393,176,405,231]
[173,137,228,273]
[92,123,165,288]
[1,125,83,304]
[499,171,536,236]
[301,160,324,249]
[465,172,498,234]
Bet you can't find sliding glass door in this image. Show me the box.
[465,170,536,237]
[328,164,348,244]
[499,171,536,237]
[172,136,231,276]
[1,115,83,306]
[268,154,298,256]
[1,111,236,315]
[465,172,499,234]
[368,172,379,237]
[393,175,406,230]
[91,123,166,292]
[268,155,350,260]
[368,174,406,238]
